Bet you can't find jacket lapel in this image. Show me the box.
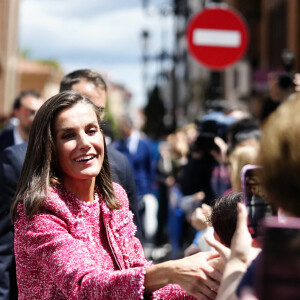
[101,200,126,270]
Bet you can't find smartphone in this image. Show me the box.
[241,164,277,238]
[255,216,300,299]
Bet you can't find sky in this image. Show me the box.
[19,0,174,109]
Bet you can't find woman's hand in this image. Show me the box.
[169,251,222,299]
[145,251,222,299]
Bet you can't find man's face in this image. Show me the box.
[71,79,107,119]
[15,95,44,134]
[118,120,132,138]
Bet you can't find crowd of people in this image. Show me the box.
[0,68,300,299]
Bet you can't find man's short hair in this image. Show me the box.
[59,69,107,92]
[210,192,241,247]
[13,90,41,110]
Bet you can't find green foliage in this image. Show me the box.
[20,48,62,71]
[34,59,62,71]
[20,48,32,59]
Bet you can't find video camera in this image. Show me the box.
[193,120,219,153]
[194,111,236,153]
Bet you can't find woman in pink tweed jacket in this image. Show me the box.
[12,91,221,300]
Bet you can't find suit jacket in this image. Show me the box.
[107,144,143,241]
[0,128,14,154]
[0,142,142,300]
[0,141,25,300]
[114,137,153,198]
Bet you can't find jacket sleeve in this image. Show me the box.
[112,184,196,300]
[152,285,197,299]
[15,207,146,300]
[0,145,24,216]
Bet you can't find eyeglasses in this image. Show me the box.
[97,106,105,115]
[18,106,38,117]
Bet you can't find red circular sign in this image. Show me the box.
[186,7,248,70]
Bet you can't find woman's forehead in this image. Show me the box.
[55,102,98,128]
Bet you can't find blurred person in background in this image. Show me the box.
[184,124,259,258]
[179,121,218,207]
[181,123,199,148]
[225,117,261,158]
[226,145,259,194]
[166,129,189,171]
[0,90,43,153]
[0,90,43,300]
[113,115,153,201]
[259,72,295,123]
[184,144,259,257]
[114,115,156,243]
[153,129,193,260]
[197,109,238,199]
[173,123,217,256]
[154,141,175,248]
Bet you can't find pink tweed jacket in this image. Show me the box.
[14,183,195,299]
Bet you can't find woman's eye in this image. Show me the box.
[88,128,97,135]
[62,133,75,140]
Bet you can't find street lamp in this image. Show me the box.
[141,29,150,100]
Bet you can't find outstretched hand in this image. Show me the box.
[191,204,212,231]
[171,251,222,299]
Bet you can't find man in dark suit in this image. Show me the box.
[0,143,27,300]
[0,70,142,300]
[0,90,42,154]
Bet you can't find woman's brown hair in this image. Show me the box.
[258,93,300,216]
[11,90,119,220]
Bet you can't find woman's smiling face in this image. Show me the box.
[54,102,104,185]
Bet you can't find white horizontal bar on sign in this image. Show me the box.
[193,29,241,48]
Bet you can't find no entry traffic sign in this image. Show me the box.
[186,7,248,70]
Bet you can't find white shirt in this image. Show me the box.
[13,127,26,145]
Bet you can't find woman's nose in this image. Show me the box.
[78,133,91,149]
